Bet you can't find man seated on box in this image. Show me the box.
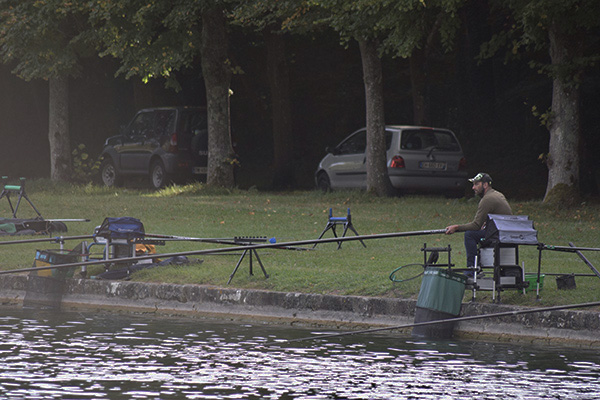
[444,172,512,276]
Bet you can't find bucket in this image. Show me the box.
[556,274,576,290]
[524,273,545,292]
[412,268,466,339]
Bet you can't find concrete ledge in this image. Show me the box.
[1,275,598,346]
[61,278,418,328]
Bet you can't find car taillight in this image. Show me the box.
[390,155,405,168]
[169,133,178,153]
[458,157,467,171]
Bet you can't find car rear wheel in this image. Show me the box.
[150,160,169,189]
[317,172,331,192]
[100,158,121,187]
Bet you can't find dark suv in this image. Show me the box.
[100,106,208,189]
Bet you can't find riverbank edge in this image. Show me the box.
[0,274,598,346]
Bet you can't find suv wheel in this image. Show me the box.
[317,172,331,192]
[100,158,121,187]
[150,160,169,189]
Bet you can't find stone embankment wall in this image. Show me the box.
[0,275,598,346]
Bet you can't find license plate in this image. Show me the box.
[419,161,446,170]
[192,167,207,174]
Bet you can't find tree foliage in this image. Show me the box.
[481,0,600,85]
[310,0,463,57]
[0,0,91,80]
[87,0,204,91]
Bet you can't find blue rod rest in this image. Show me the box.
[314,208,366,249]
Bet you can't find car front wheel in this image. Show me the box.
[317,172,331,192]
[100,158,121,187]
[149,160,169,189]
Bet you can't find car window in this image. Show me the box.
[154,110,176,137]
[401,129,460,151]
[335,129,393,155]
[385,130,394,150]
[127,112,155,137]
[181,110,208,137]
[336,130,366,155]
[433,131,460,151]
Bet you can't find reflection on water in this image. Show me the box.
[0,307,599,399]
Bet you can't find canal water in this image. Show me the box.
[0,307,599,399]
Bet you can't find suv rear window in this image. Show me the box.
[400,129,460,151]
[181,111,207,136]
[178,110,207,148]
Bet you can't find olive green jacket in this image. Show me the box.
[456,188,512,232]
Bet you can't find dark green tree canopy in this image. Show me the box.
[0,0,93,80]
[480,0,600,85]
[87,0,205,91]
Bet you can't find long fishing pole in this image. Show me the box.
[145,232,262,243]
[144,233,310,251]
[0,228,447,276]
[540,243,600,252]
[0,234,95,246]
[276,301,600,344]
[45,219,91,222]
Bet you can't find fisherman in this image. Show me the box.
[444,172,512,276]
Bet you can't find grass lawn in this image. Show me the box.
[1,180,599,308]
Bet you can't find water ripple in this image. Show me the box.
[0,308,599,399]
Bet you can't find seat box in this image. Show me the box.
[484,214,538,245]
[479,247,517,267]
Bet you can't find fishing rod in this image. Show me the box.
[0,234,95,246]
[45,219,91,222]
[0,231,295,250]
[0,228,447,276]
[144,233,311,251]
[275,301,600,344]
[540,243,600,253]
[145,232,271,243]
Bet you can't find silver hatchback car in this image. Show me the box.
[315,126,468,196]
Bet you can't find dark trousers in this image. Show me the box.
[464,230,486,267]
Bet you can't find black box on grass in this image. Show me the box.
[556,274,576,290]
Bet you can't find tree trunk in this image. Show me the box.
[48,75,72,181]
[409,47,427,126]
[409,13,444,127]
[543,23,581,206]
[201,7,236,188]
[265,30,294,189]
[358,39,394,197]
